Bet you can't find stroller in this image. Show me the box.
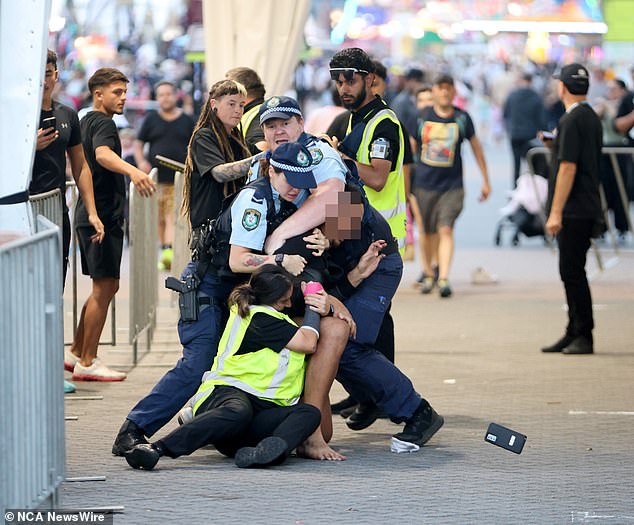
[495,172,549,247]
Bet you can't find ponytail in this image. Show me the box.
[228,284,257,318]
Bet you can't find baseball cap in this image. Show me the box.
[553,63,590,95]
[433,73,455,86]
[259,96,303,125]
[269,142,316,189]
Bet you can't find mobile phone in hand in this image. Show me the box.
[41,116,56,131]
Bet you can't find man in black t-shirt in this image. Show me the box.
[66,68,156,382]
[31,49,104,286]
[134,81,195,270]
[542,63,603,355]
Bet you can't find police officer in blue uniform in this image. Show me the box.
[112,141,323,456]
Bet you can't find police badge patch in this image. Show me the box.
[309,147,323,165]
[242,208,261,231]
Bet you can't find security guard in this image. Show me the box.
[328,47,407,254]
[226,67,267,154]
[124,265,326,471]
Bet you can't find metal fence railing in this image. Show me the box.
[0,216,65,514]
[129,169,159,363]
[171,170,191,281]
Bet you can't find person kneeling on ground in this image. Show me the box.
[125,265,328,470]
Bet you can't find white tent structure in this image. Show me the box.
[202,0,310,95]
[0,0,51,236]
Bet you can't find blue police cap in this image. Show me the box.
[259,96,303,125]
[270,142,316,189]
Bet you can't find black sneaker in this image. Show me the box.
[392,400,444,452]
[125,443,161,470]
[541,334,574,353]
[112,419,149,456]
[346,402,382,431]
[235,436,288,468]
[438,279,452,298]
[331,396,358,415]
[562,335,593,355]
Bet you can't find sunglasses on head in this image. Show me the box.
[329,68,369,81]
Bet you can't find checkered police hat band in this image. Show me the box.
[270,159,312,173]
[260,106,302,121]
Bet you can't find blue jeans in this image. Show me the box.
[127,262,231,436]
[336,253,421,421]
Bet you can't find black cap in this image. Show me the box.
[270,142,317,189]
[433,73,454,86]
[553,63,590,95]
[259,96,303,125]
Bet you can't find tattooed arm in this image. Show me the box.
[210,157,255,183]
[229,245,306,276]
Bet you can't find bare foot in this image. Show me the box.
[297,436,346,461]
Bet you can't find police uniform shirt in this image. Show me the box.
[189,128,247,229]
[350,96,401,171]
[78,111,126,226]
[30,101,82,209]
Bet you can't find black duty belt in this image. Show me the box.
[198,296,219,306]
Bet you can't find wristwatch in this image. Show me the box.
[275,253,284,267]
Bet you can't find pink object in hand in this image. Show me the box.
[303,282,324,296]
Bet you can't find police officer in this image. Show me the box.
[112,140,330,456]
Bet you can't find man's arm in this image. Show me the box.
[68,144,104,242]
[348,157,391,192]
[545,160,576,236]
[469,135,491,201]
[133,139,152,173]
[614,110,634,135]
[210,156,255,183]
[263,177,345,254]
[95,145,156,197]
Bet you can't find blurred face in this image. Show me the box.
[323,192,363,241]
[262,116,304,152]
[432,82,455,109]
[43,63,58,99]
[95,81,128,116]
[211,93,245,132]
[268,167,302,202]
[156,84,177,112]
[416,90,433,111]
[332,72,373,110]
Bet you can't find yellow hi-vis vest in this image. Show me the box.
[347,109,407,253]
[240,103,262,140]
[191,305,305,414]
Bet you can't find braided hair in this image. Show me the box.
[181,79,251,219]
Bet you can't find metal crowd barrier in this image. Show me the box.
[0,217,65,513]
[171,170,191,280]
[129,169,159,363]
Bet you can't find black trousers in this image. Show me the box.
[374,304,394,364]
[600,153,630,233]
[62,211,71,288]
[157,385,320,460]
[557,218,594,341]
[510,138,533,187]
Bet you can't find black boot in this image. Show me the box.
[234,437,288,468]
[562,335,593,354]
[125,443,163,470]
[541,334,574,353]
[331,395,358,415]
[392,399,444,449]
[112,419,149,456]
[346,402,382,431]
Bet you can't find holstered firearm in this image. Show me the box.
[165,274,200,322]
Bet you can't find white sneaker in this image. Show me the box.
[177,406,194,426]
[72,358,127,382]
[64,349,80,372]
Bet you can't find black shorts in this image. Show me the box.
[76,221,124,279]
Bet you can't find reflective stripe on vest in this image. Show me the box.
[240,104,262,139]
[191,305,304,413]
[348,108,407,253]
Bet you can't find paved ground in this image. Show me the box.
[59,145,634,524]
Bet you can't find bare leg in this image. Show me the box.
[76,278,119,366]
[422,232,439,277]
[437,226,454,280]
[70,302,88,359]
[409,194,425,274]
[296,317,348,461]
